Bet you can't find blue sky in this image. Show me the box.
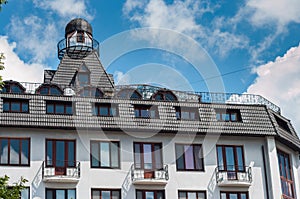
[0,0,300,132]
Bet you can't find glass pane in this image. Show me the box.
[280,155,286,178]
[225,147,235,171]
[178,192,186,199]
[21,139,29,165]
[66,104,73,114]
[181,111,189,120]
[150,110,156,118]
[241,193,247,199]
[20,188,29,199]
[285,156,291,180]
[22,102,29,112]
[68,142,75,167]
[223,113,230,121]
[155,94,163,100]
[136,191,143,199]
[134,109,140,117]
[40,87,49,95]
[3,101,9,111]
[236,147,244,171]
[100,106,109,116]
[46,190,53,199]
[47,104,54,114]
[229,193,238,199]
[11,102,21,112]
[157,191,164,199]
[220,193,226,199]
[188,192,196,199]
[46,141,53,166]
[56,104,64,114]
[216,113,221,121]
[110,107,117,116]
[197,192,205,199]
[92,106,98,115]
[134,143,141,168]
[217,146,224,170]
[111,142,119,168]
[56,141,65,167]
[92,190,100,199]
[78,73,89,86]
[190,112,196,120]
[194,145,202,170]
[184,145,195,169]
[143,144,152,169]
[102,191,110,199]
[141,109,149,118]
[11,85,22,93]
[50,87,61,95]
[231,113,237,121]
[67,190,75,199]
[56,190,65,199]
[0,139,8,164]
[100,142,110,167]
[112,191,120,199]
[154,144,162,169]
[91,142,100,167]
[145,191,154,199]
[10,139,20,164]
[165,93,176,101]
[175,145,184,170]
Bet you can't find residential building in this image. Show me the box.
[1,18,300,199]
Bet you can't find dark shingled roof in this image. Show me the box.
[65,18,92,37]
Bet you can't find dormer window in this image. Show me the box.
[175,106,199,120]
[116,88,142,100]
[36,84,63,96]
[78,87,103,98]
[274,114,291,133]
[215,109,242,122]
[77,31,84,43]
[77,65,90,87]
[1,81,25,94]
[151,90,177,102]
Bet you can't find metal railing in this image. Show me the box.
[131,164,169,182]
[10,82,280,113]
[42,160,80,179]
[215,166,252,184]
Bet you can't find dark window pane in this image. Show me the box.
[67,189,76,199]
[100,142,110,167]
[0,139,8,164]
[22,102,29,112]
[56,141,65,167]
[40,87,49,95]
[47,104,54,114]
[11,102,21,112]
[225,147,235,171]
[68,142,75,166]
[194,145,203,170]
[236,147,244,171]
[184,145,194,170]
[3,101,9,112]
[46,141,53,166]
[91,142,99,167]
[217,146,224,170]
[92,190,100,199]
[111,142,119,168]
[21,139,29,165]
[50,87,61,95]
[10,139,20,164]
[134,143,141,168]
[176,145,184,170]
[66,104,73,114]
[100,107,109,116]
[11,85,22,93]
[56,104,64,114]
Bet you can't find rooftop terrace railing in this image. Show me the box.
[17,82,280,113]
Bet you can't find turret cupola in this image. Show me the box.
[57,18,99,60]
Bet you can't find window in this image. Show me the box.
[1,81,25,94]
[91,189,121,199]
[0,137,30,166]
[46,139,76,175]
[136,190,165,199]
[46,101,73,115]
[36,84,63,96]
[116,88,142,99]
[78,87,103,97]
[91,141,120,168]
[220,192,248,199]
[178,191,206,199]
[175,107,199,120]
[20,187,30,199]
[46,189,76,199]
[215,109,241,122]
[77,65,90,87]
[3,98,29,113]
[278,150,295,199]
[134,105,158,119]
[175,144,204,171]
[93,103,118,117]
[77,31,84,43]
[274,114,291,133]
[217,145,245,179]
[151,90,177,101]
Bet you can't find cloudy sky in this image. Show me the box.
[0,0,300,132]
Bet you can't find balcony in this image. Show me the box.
[131,164,169,185]
[42,161,80,183]
[215,166,252,187]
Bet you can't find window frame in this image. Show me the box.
[0,137,30,166]
[220,191,248,199]
[2,98,29,113]
[178,190,206,199]
[46,101,73,115]
[175,143,204,171]
[91,188,121,199]
[216,145,245,173]
[175,106,199,120]
[46,188,76,199]
[215,109,242,122]
[136,190,165,199]
[1,82,25,94]
[93,103,118,117]
[36,84,63,96]
[277,149,295,199]
[133,104,159,119]
[90,140,120,169]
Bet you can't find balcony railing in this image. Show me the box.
[215,166,252,187]
[131,164,169,185]
[42,160,80,183]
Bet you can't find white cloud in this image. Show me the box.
[247,43,300,133]
[33,0,93,20]
[8,15,59,64]
[123,0,249,58]
[0,36,45,83]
